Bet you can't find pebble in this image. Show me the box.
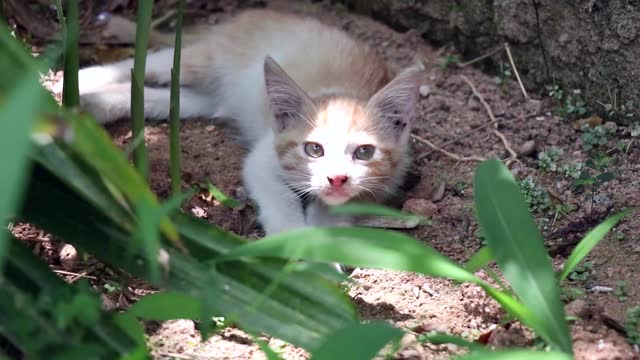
[421,283,437,296]
[565,299,588,317]
[402,198,438,217]
[518,139,537,156]
[59,243,78,270]
[419,85,431,97]
[604,121,618,132]
[431,181,446,202]
[412,286,421,298]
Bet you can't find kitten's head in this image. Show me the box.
[264,56,419,205]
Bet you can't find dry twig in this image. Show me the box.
[418,112,539,160]
[460,75,521,166]
[504,43,529,99]
[411,133,486,162]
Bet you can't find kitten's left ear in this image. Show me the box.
[366,67,420,138]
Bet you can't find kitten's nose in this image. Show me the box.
[327,175,349,188]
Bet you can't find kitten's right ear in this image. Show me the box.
[264,56,315,133]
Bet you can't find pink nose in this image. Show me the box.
[327,175,349,188]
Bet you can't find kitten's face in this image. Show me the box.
[276,100,405,205]
[263,56,419,205]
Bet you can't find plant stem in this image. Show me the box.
[131,0,155,181]
[55,0,79,108]
[169,0,184,195]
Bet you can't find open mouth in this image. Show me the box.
[319,188,353,205]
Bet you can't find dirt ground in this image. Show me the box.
[14,0,640,359]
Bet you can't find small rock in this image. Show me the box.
[431,181,446,202]
[565,299,588,317]
[190,206,208,218]
[419,85,431,97]
[518,139,537,157]
[402,198,438,217]
[234,186,249,203]
[412,286,421,298]
[101,294,119,311]
[421,283,436,296]
[59,243,78,270]
[589,285,614,293]
[604,121,618,133]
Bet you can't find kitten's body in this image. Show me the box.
[75,9,419,235]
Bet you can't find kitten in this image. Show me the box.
[73,9,420,235]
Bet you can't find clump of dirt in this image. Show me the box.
[15,0,640,359]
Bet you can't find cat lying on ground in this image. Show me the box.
[72,9,420,236]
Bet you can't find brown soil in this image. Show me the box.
[18,0,640,359]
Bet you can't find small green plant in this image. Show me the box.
[559,162,584,179]
[625,306,640,345]
[630,122,640,137]
[568,260,593,282]
[537,147,564,172]
[548,84,564,101]
[580,124,614,151]
[440,53,460,69]
[560,286,585,302]
[518,177,551,213]
[615,281,628,302]
[548,85,589,118]
[495,62,512,85]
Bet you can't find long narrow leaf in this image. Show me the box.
[559,209,633,281]
[220,226,534,324]
[21,160,356,350]
[311,321,403,360]
[0,74,45,270]
[456,350,573,360]
[474,159,572,354]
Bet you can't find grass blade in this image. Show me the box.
[464,246,493,272]
[330,202,428,224]
[128,292,200,320]
[131,0,155,180]
[169,0,184,195]
[455,350,573,360]
[474,159,572,354]
[207,181,244,209]
[311,321,403,360]
[559,209,633,281]
[220,226,534,323]
[418,333,485,352]
[0,74,45,270]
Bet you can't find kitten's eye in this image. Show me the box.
[304,142,324,158]
[354,145,376,161]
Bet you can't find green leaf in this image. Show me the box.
[252,334,285,360]
[220,226,532,323]
[0,73,45,270]
[22,155,356,350]
[464,246,493,272]
[128,292,201,320]
[455,350,573,360]
[418,332,485,351]
[559,209,633,281]
[207,181,244,209]
[311,321,403,360]
[330,202,428,224]
[474,159,572,354]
